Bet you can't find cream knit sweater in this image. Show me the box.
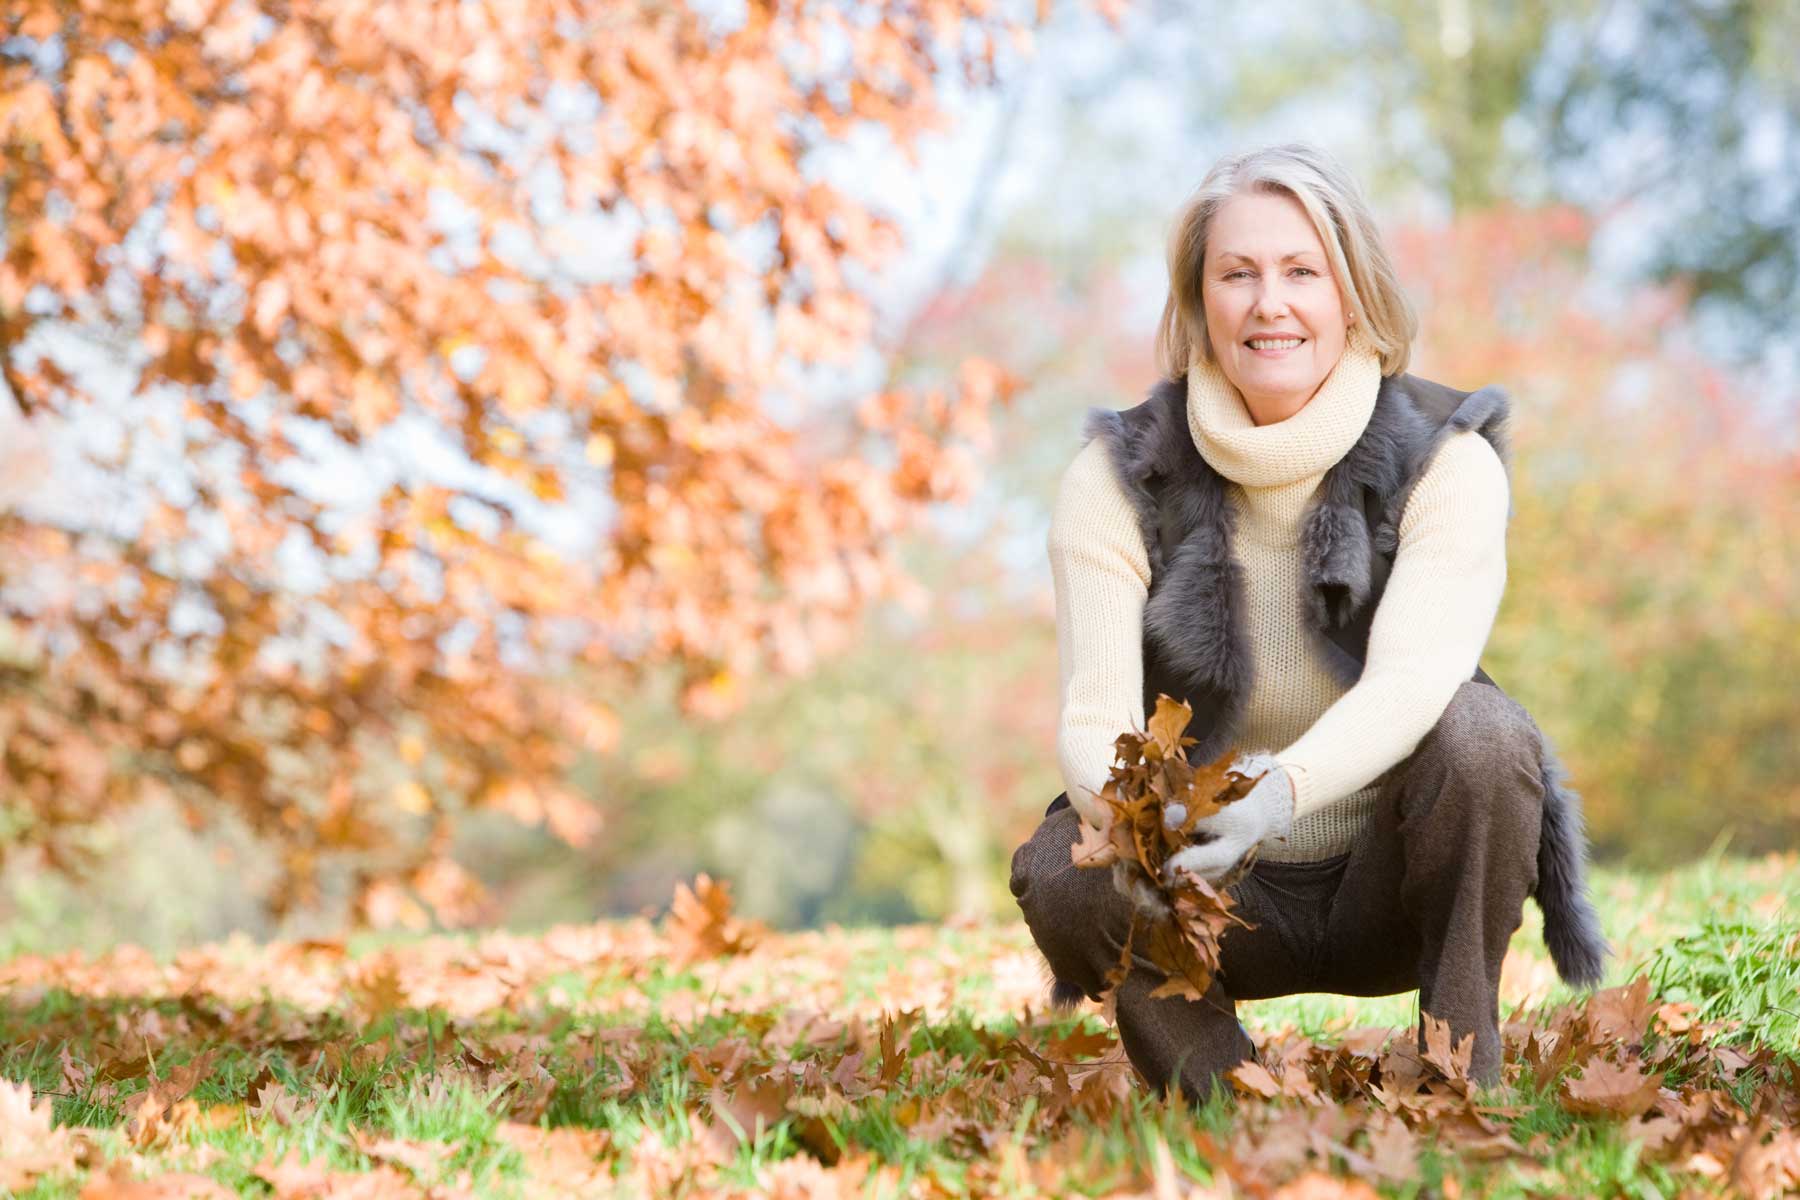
[1048,336,1511,862]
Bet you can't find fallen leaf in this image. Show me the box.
[1361,1115,1419,1182]
[1419,1012,1474,1091]
[497,1122,611,1192]
[249,1080,318,1128]
[0,1078,77,1191]
[1562,1055,1663,1118]
[348,956,410,1020]
[1271,1169,1382,1198]
[665,874,767,965]
[78,1162,234,1199]
[1230,1060,1282,1099]
[1584,974,1654,1045]
[352,1127,452,1179]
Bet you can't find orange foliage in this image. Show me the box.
[1396,205,1800,857]
[0,2,1120,920]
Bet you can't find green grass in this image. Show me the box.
[0,850,1794,1197]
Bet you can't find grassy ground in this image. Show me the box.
[1,848,1796,1198]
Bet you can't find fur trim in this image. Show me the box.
[1033,945,1092,1010]
[1300,501,1372,629]
[1082,369,1517,756]
[1144,545,1252,702]
[1049,976,1089,1010]
[1373,380,1513,556]
[1447,384,1512,468]
[1088,381,1255,758]
[1534,733,1610,987]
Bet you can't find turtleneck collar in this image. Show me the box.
[1187,328,1383,489]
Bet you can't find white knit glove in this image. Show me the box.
[1162,753,1295,885]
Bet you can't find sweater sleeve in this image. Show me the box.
[1275,430,1511,820]
[1047,436,1152,827]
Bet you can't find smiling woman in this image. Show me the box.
[1201,193,1350,425]
[1009,143,1609,1101]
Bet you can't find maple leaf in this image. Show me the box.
[1229,1060,1282,1099]
[0,1078,77,1192]
[248,1079,318,1128]
[1360,1114,1421,1183]
[59,1045,90,1095]
[1268,1169,1383,1198]
[706,1078,793,1166]
[877,1014,911,1087]
[1419,1012,1475,1092]
[685,1037,755,1087]
[1044,1023,1117,1062]
[1584,973,1654,1045]
[348,956,411,1022]
[252,1150,417,1200]
[497,1042,559,1122]
[1561,1055,1664,1118]
[351,1127,449,1180]
[495,1123,612,1192]
[148,1047,219,1108]
[1145,694,1195,756]
[665,873,768,966]
[76,1162,235,1199]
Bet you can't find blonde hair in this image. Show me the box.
[1154,143,1417,379]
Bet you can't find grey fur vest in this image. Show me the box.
[1079,370,1610,987]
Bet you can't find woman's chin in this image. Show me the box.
[1242,367,1319,398]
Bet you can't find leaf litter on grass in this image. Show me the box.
[0,854,1796,1195]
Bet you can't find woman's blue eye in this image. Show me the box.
[1291,267,1317,276]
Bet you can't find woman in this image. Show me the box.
[1008,143,1608,1097]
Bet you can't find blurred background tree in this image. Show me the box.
[1215,0,1800,349]
[1,0,1793,951]
[0,0,1074,926]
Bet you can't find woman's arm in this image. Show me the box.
[1276,429,1511,820]
[1047,437,1152,827]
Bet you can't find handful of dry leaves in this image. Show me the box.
[1068,694,1268,1003]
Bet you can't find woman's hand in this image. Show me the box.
[1162,753,1295,885]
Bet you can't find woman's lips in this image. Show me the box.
[1245,337,1306,357]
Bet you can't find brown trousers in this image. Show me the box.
[1009,680,1544,1094]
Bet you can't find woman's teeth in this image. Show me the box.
[1247,338,1303,350]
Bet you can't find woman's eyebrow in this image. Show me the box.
[1214,250,1323,265]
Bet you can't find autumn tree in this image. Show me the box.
[0,0,1109,922]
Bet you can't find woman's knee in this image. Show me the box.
[1010,806,1093,934]
[1401,681,1545,869]
[1010,804,1076,906]
[1010,806,1131,994]
[1419,681,1541,796]
[1424,681,1539,763]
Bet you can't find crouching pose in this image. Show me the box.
[1010,143,1608,1097]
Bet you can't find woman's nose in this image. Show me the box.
[1252,282,1291,320]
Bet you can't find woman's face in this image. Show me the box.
[1201,189,1351,423]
